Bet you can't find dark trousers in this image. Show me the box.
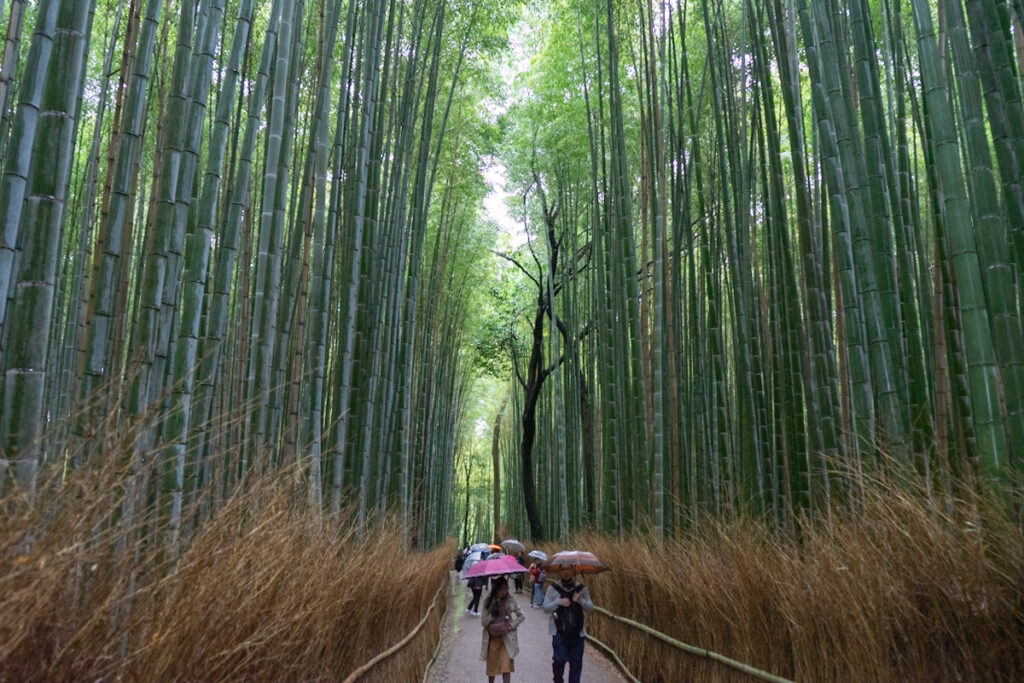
[552,633,585,683]
[467,587,482,612]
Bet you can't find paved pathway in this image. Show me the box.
[426,571,625,682]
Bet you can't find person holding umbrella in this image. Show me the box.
[513,552,526,593]
[466,574,485,616]
[500,540,527,594]
[542,551,604,683]
[528,560,545,607]
[528,550,548,607]
[480,577,524,683]
[468,569,524,679]
[464,554,529,618]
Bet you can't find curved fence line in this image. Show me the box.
[343,576,449,683]
[591,606,795,683]
[422,574,456,682]
[584,633,642,683]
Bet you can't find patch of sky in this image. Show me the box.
[481,4,532,250]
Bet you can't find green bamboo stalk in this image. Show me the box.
[163,0,248,547]
[961,0,1024,468]
[59,0,124,462]
[349,0,387,533]
[76,0,162,446]
[193,0,281,502]
[1,0,92,498]
[0,0,27,166]
[325,0,361,517]
[245,0,299,475]
[849,0,912,464]
[0,0,59,339]
[910,0,1009,481]
[964,0,1024,289]
[797,0,877,516]
[298,0,347,510]
[944,0,1024,470]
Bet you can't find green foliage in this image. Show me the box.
[502,0,618,194]
[1,0,1022,556]
[466,252,533,377]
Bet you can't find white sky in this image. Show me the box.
[480,10,533,251]
[483,162,528,249]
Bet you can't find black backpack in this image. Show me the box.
[552,583,585,638]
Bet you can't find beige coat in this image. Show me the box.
[479,592,525,661]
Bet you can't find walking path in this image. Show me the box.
[426,571,626,682]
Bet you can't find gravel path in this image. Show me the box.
[426,571,626,682]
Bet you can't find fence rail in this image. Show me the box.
[343,576,449,682]
[591,605,795,683]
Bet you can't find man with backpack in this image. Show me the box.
[542,563,594,683]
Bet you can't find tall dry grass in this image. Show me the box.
[7,441,1023,682]
[1,455,452,682]
[576,484,1024,682]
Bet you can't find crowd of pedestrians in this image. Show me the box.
[455,545,598,683]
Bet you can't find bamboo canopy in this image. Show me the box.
[0,0,1020,550]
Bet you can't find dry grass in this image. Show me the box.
[6,450,1023,683]
[577,484,1024,682]
[1,458,452,682]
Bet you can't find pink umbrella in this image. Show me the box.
[462,555,529,579]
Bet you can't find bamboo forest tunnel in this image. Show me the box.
[1,0,1023,551]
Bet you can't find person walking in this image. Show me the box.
[529,562,546,608]
[542,564,593,683]
[466,574,485,615]
[480,577,525,683]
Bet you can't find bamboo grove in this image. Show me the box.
[492,0,1024,542]
[0,0,517,551]
[2,0,1024,554]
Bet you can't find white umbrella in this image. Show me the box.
[500,538,526,554]
[461,550,486,576]
[527,549,548,562]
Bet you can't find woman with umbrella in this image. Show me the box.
[480,577,524,683]
[542,551,606,683]
[464,557,528,683]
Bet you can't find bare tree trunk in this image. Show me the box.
[491,397,507,542]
